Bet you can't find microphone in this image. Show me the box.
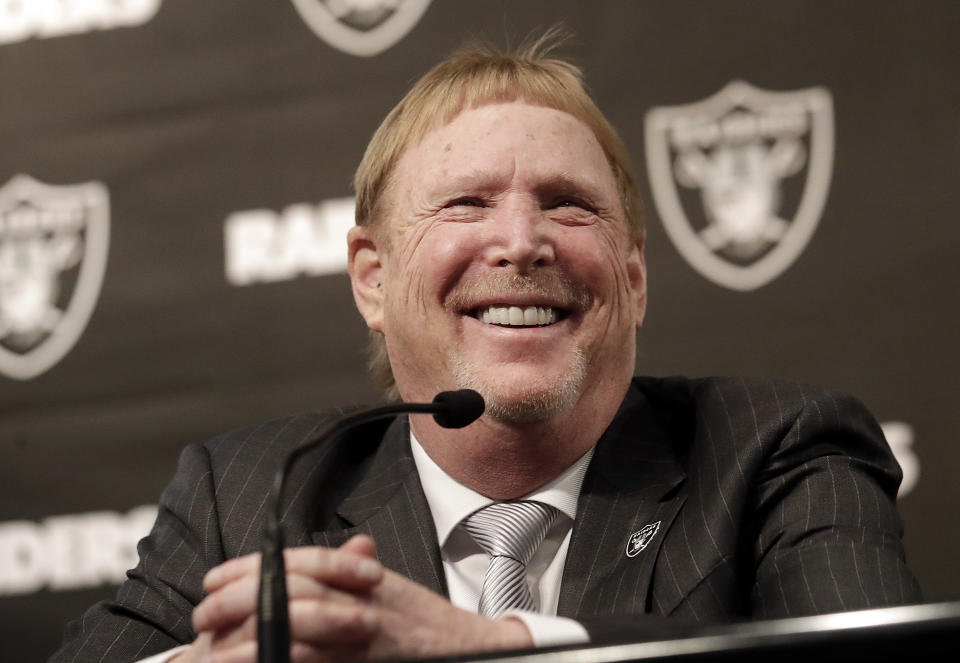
[257,390,484,663]
[431,388,485,429]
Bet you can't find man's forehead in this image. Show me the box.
[394,103,616,194]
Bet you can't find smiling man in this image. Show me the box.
[348,98,645,500]
[51,35,919,663]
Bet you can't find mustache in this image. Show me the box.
[444,270,592,312]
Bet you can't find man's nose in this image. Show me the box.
[484,204,556,272]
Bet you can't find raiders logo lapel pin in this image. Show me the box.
[626,521,661,558]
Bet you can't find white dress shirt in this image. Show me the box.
[410,433,591,647]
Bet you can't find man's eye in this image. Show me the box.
[445,197,484,208]
[551,197,593,212]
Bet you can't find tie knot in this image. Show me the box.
[462,501,559,566]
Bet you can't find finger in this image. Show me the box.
[209,641,345,663]
[195,572,363,632]
[194,574,258,633]
[283,546,383,590]
[204,546,383,594]
[340,534,377,559]
[207,639,256,663]
[185,632,213,662]
[208,607,375,663]
[203,553,260,592]
[202,577,366,647]
[289,599,379,645]
[291,642,363,663]
[207,617,252,652]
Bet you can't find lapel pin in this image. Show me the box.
[626,520,661,558]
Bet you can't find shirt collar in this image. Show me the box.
[410,430,594,548]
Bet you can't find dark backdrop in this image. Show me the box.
[1,2,957,660]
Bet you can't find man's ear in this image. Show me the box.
[347,225,385,332]
[627,236,648,329]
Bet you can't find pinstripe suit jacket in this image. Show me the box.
[50,376,920,661]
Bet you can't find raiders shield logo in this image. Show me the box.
[645,81,834,291]
[626,521,661,558]
[290,0,432,57]
[0,175,109,380]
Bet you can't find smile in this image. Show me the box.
[473,305,561,327]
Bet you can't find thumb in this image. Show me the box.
[341,533,377,559]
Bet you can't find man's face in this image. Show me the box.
[349,102,646,423]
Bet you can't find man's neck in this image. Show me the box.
[409,387,625,499]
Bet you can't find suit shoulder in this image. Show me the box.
[199,410,339,461]
[630,375,881,457]
[633,374,870,416]
[188,406,399,486]
[178,407,389,490]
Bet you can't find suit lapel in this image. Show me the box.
[310,416,447,597]
[558,385,687,619]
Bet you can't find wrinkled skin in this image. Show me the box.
[349,102,646,498]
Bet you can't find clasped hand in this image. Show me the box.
[179,535,532,663]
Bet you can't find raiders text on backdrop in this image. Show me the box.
[0,0,161,44]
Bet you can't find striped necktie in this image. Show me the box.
[461,501,560,618]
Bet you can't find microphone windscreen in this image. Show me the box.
[432,389,485,429]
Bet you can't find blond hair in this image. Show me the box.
[354,29,643,397]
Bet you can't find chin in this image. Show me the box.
[451,349,587,424]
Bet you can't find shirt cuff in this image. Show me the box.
[502,610,590,647]
[135,644,190,663]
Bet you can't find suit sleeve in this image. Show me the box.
[48,442,224,662]
[747,389,921,618]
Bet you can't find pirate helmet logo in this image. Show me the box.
[0,175,109,380]
[290,0,432,57]
[645,81,834,291]
[626,520,661,558]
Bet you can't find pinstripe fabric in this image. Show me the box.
[310,417,446,594]
[561,377,920,642]
[463,501,560,617]
[49,377,920,661]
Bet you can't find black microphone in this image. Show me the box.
[257,390,484,663]
[430,389,485,429]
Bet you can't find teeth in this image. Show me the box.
[475,305,558,326]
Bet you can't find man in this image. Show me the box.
[51,35,919,663]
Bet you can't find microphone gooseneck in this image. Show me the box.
[257,390,484,663]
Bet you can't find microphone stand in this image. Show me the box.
[258,392,483,663]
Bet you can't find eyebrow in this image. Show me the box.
[424,171,609,204]
[531,174,608,206]
[424,170,511,198]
